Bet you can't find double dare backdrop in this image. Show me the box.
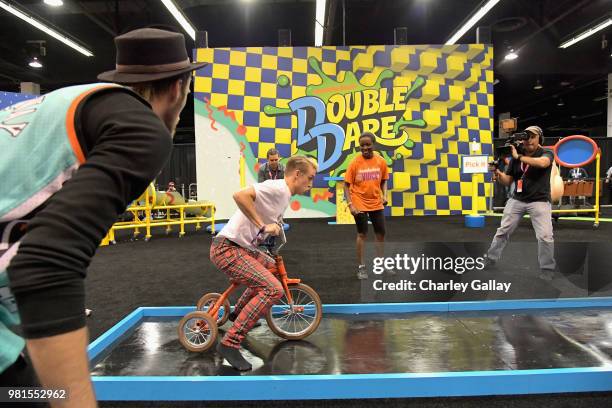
[194,45,494,219]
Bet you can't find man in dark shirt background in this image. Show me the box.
[0,28,205,406]
[258,148,285,182]
[485,125,557,277]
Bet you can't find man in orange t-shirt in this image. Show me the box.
[343,132,390,279]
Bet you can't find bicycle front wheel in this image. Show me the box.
[265,283,322,340]
[178,311,218,352]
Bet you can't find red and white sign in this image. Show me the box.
[461,155,489,174]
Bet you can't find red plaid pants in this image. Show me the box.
[210,237,283,348]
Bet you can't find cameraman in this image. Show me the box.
[485,125,557,276]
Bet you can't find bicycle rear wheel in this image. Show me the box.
[196,292,231,325]
[265,283,322,340]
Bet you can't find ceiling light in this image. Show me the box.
[533,79,543,90]
[445,0,501,45]
[28,57,42,68]
[159,0,196,41]
[557,98,565,107]
[0,0,92,56]
[559,17,612,49]
[504,47,518,60]
[27,40,46,68]
[43,0,63,6]
[315,0,326,47]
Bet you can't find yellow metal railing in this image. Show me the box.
[101,184,215,245]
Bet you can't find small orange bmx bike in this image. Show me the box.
[178,226,322,352]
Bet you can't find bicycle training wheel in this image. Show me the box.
[196,292,231,325]
[265,283,322,340]
[178,311,218,352]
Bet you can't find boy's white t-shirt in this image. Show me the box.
[218,179,292,249]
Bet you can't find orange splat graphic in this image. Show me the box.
[312,191,334,202]
[217,105,238,122]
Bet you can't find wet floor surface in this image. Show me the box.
[91,308,612,377]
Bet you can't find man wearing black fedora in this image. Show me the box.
[0,28,205,406]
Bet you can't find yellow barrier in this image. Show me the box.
[100,184,215,245]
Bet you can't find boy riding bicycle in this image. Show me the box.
[210,156,317,370]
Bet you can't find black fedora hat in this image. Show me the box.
[98,28,207,84]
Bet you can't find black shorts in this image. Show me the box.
[353,209,386,235]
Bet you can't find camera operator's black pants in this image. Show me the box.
[486,198,556,272]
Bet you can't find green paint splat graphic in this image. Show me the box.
[277,75,290,87]
[263,105,291,116]
[305,56,395,103]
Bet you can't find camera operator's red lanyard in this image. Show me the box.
[517,161,529,193]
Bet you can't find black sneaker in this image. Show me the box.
[216,343,252,371]
[483,255,497,270]
[538,269,556,281]
[228,311,262,328]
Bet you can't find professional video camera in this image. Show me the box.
[497,132,530,156]
[490,131,530,169]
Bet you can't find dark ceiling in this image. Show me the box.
[1,0,610,142]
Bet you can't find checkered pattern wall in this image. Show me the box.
[194,45,494,216]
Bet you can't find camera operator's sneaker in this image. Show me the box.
[538,269,555,281]
[357,265,368,280]
[483,254,496,270]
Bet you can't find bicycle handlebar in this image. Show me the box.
[251,221,286,255]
